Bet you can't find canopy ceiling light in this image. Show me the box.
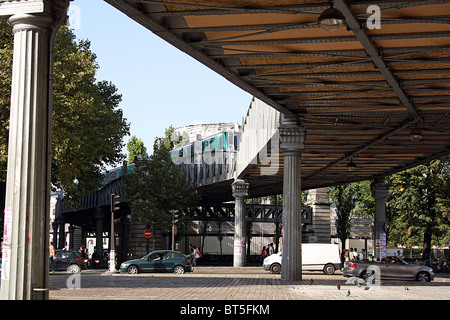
[318,3,346,32]
[347,160,357,172]
[409,128,423,142]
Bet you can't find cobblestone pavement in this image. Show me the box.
[49,267,450,301]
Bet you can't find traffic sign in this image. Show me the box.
[144,229,152,238]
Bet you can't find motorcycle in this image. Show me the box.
[427,258,450,273]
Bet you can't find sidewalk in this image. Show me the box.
[48,267,450,301]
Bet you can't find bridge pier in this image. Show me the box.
[371,177,389,261]
[231,179,249,267]
[279,116,306,281]
[0,0,70,300]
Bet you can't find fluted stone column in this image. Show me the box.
[0,0,69,300]
[232,179,249,267]
[371,177,389,261]
[279,116,305,281]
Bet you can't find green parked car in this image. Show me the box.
[120,250,192,274]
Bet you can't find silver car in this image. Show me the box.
[343,256,435,282]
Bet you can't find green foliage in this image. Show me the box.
[124,127,201,232]
[386,157,450,258]
[127,135,148,164]
[329,184,355,251]
[329,157,449,258]
[0,21,130,202]
[52,26,130,202]
[0,18,13,182]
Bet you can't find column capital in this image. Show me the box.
[371,179,389,198]
[95,207,105,219]
[0,0,69,16]
[1,0,69,32]
[279,116,305,155]
[232,179,249,199]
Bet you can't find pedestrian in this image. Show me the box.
[344,249,349,261]
[353,248,359,260]
[360,248,366,260]
[269,243,274,255]
[78,246,87,259]
[49,241,56,273]
[192,246,200,268]
[349,248,354,260]
[261,246,267,258]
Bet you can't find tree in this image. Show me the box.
[329,184,356,260]
[0,18,14,182]
[0,20,130,203]
[51,26,130,203]
[124,127,201,248]
[386,157,450,260]
[127,135,148,164]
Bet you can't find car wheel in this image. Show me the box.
[416,271,431,282]
[67,264,81,273]
[127,265,139,274]
[269,263,281,274]
[323,263,336,275]
[173,265,185,274]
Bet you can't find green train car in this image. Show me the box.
[169,131,240,164]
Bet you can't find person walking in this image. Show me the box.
[353,248,359,260]
[268,243,274,256]
[192,246,199,268]
[49,242,56,273]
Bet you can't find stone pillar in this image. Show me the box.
[232,179,249,267]
[57,218,66,249]
[0,0,69,300]
[371,177,389,261]
[279,116,305,281]
[120,215,130,264]
[305,188,331,243]
[51,221,58,247]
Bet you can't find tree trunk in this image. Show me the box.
[422,229,432,261]
[340,239,346,263]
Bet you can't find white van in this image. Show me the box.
[263,243,341,275]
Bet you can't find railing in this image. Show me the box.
[180,203,312,224]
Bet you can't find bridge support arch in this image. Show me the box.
[279,116,306,281]
[231,179,249,267]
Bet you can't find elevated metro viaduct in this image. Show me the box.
[1,0,449,299]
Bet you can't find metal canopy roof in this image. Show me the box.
[106,0,450,196]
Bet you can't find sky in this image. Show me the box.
[70,0,252,157]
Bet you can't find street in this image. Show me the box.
[48,267,450,301]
